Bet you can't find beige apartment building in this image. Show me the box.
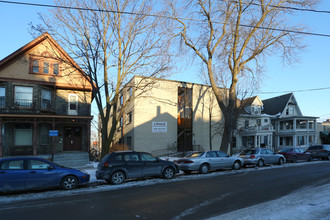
[111,76,223,154]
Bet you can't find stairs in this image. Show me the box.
[52,151,90,168]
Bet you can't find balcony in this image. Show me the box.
[14,99,34,108]
[239,124,274,134]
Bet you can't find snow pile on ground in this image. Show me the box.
[208,182,330,220]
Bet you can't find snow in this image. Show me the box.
[1,160,330,220]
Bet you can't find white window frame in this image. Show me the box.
[68,94,78,115]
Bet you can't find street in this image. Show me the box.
[1,162,330,220]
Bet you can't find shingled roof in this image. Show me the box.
[262,93,293,116]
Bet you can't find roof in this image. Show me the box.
[262,93,293,115]
[0,32,92,91]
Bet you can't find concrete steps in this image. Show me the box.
[52,151,90,168]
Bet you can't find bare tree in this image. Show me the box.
[169,0,319,154]
[32,0,173,157]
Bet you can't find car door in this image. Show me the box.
[123,152,143,178]
[0,159,27,192]
[259,149,269,164]
[206,151,221,169]
[266,149,277,164]
[25,159,59,190]
[140,153,163,177]
[216,151,232,168]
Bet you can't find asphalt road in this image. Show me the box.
[1,162,330,220]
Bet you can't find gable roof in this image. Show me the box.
[0,32,92,90]
[262,93,293,115]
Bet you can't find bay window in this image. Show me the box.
[14,86,33,107]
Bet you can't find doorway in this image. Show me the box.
[63,127,82,151]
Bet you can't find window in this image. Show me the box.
[14,124,32,146]
[120,94,123,106]
[30,58,60,75]
[40,124,50,145]
[140,153,157,162]
[257,119,261,126]
[124,153,140,162]
[0,87,5,108]
[53,63,59,75]
[217,151,228,157]
[14,86,33,107]
[32,60,39,73]
[264,119,268,123]
[0,159,24,170]
[28,159,51,169]
[120,117,123,127]
[43,61,49,74]
[206,151,218,157]
[297,136,305,145]
[41,89,51,109]
[68,94,78,115]
[127,112,132,124]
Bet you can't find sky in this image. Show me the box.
[1,160,330,220]
[0,0,329,122]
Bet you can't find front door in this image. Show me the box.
[63,127,82,151]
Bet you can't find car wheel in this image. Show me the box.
[232,161,241,170]
[61,175,78,190]
[308,156,313,162]
[257,159,264,167]
[327,155,330,161]
[199,163,210,174]
[278,157,284,165]
[163,167,175,179]
[110,171,125,185]
[291,156,297,163]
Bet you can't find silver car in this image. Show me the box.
[175,151,244,174]
[238,148,285,167]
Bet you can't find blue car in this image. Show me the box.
[0,157,90,193]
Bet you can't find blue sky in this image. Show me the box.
[0,0,329,122]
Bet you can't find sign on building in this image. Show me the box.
[152,122,167,133]
[49,130,58,136]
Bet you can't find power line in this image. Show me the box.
[225,0,330,14]
[1,0,330,38]
[259,86,330,94]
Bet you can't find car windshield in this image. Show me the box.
[279,148,291,153]
[308,146,322,150]
[240,149,258,155]
[190,152,204,158]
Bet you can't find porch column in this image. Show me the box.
[51,119,55,161]
[86,120,91,153]
[0,119,2,157]
[254,135,258,148]
[33,118,37,155]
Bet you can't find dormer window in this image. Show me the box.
[30,56,60,75]
[286,106,294,116]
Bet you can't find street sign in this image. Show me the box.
[49,130,58,136]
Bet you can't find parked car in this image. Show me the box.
[174,150,244,174]
[306,145,330,160]
[96,151,178,184]
[0,157,90,193]
[238,148,285,167]
[277,148,312,163]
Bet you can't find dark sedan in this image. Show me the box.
[96,151,178,184]
[278,148,313,163]
[0,157,90,193]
